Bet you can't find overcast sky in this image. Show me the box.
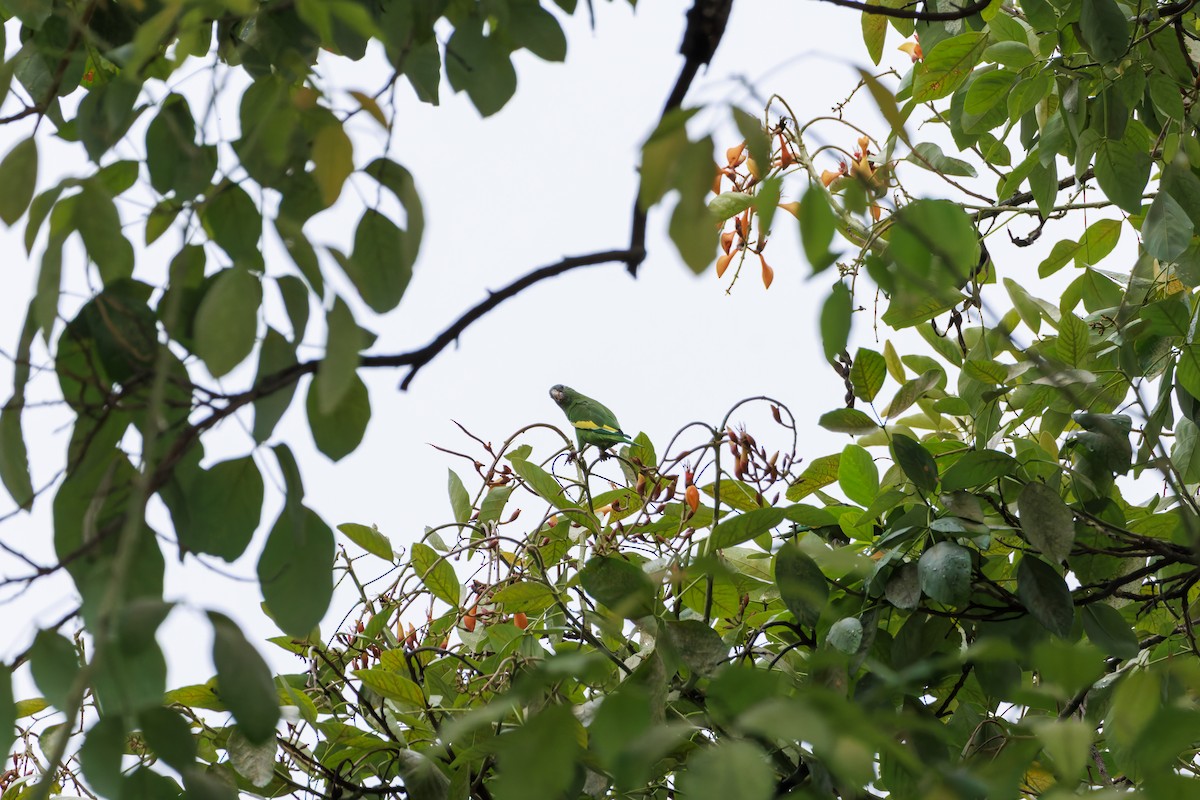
[0,0,1097,689]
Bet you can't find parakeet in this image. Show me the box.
[549,384,633,455]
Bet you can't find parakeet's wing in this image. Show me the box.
[559,388,632,446]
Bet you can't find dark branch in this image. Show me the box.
[628,0,734,276]
[145,248,638,494]
[812,0,990,21]
[392,248,638,389]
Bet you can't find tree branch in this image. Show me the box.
[146,248,638,494]
[811,0,991,21]
[628,0,734,276]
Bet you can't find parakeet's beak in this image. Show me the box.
[549,385,566,404]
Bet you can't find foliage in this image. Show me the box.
[5,0,1200,798]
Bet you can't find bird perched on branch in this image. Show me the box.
[549,384,633,458]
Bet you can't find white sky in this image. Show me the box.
[0,0,1113,693]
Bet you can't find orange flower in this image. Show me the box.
[716,252,734,279]
[898,37,922,62]
[720,230,735,254]
[870,203,882,222]
[759,254,774,289]
[778,133,794,169]
[779,201,800,218]
[514,612,529,629]
[726,141,747,166]
[685,484,700,513]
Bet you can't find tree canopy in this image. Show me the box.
[4,0,1200,798]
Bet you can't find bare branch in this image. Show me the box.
[812,0,991,21]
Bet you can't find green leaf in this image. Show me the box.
[786,453,841,501]
[257,506,334,637]
[678,740,774,800]
[850,348,887,401]
[1143,190,1193,261]
[665,619,728,678]
[709,192,755,221]
[882,369,941,418]
[906,141,976,178]
[138,707,197,772]
[838,444,878,506]
[819,408,879,434]
[669,137,719,274]
[315,297,362,413]
[1163,158,1200,230]
[1008,73,1052,125]
[444,25,517,117]
[706,507,788,551]
[492,705,582,800]
[1082,604,1139,660]
[1018,482,1074,564]
[337,522,394,561]
[1017,555,1074,637]
[492,581,556,613]
[939,449,1016,491]
[354,668,425,708]
[580,556,655,618]
[859,68,911,145]
[800,188,838,273]
[918,541,971,606]
[80,716,126,798]
[733,108,772,178]
[1032,718,1092,785]
[861,5,888,65]
[774,543,828,627]
[203,184,262,261]
[307,374,370,462]
[826,617,864,655]
[6,0,51,27]
[1056,312,1091,367]
[311,122,354,206]
[144,95,215,200]
[393,751,451,800]
[175,456,265,562]
[0,665,12,758]
[411,542,460,607]
[1094,138,1150,215]
[251,328,298,444]
[892,434,938,492]
[1107,669,1159,754]
[478,484,514,525]
[913,32,989,102]
[509,456,582,514]
[342,210,415,313]
[0,401,33,510]
[447,470,471,524]
[821,282,852,363]
[1004,278,1044,333]
[506,1,567,61]
[29,630,79,710]
[1078,0,1130,64]
[209,612,280,743]
[885,562,921,609]
[0,138,37,225]
[76,181,134,284]
[194,267,261,378]
[963,69,1017,117]
[1077,219,1123,269]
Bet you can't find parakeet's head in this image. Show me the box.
[549,384,572,407]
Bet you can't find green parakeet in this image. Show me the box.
[549,384,633,454]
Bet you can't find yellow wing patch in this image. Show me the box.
[574,420,620,433]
